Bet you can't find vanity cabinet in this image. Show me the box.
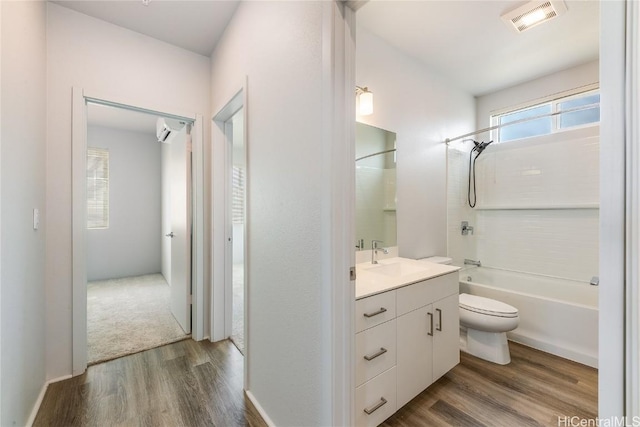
[355,271,459,426]
[355,291,398,427]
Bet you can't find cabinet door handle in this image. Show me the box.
[436,308,442,332]
[364,347,387,361]
[363,307,387,318]
[363,397,388,415]
[427,312,434,336]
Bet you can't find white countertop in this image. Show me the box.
[355,257,460,300]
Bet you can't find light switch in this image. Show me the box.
[33,208,39,230]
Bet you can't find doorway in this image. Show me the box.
[84,103,191,364]
[227,107,246,354]
[72,88,206,374]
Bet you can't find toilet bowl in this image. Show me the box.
[416,256,519,364]
[459,293,519,365]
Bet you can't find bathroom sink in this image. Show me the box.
[365,262,428,277]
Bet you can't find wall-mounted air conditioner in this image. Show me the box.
[156,117,185,143]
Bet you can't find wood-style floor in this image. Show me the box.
[383,342,598,427]
[35,339,596,427]
[34,339,266,427]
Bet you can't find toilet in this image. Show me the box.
[459,293,519,365]
[419,256,520,365]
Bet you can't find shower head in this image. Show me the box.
[473,140,493,156]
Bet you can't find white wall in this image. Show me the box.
[1,1,47,425]
[356,27,476,259]
[86,125,161,281]
[210,2,336,424]
[46,3,211,379]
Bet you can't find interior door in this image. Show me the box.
[169,129,191,333]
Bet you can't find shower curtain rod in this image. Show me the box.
[444,102,600,145]
[355,148,397,162]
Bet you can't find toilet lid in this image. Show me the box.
[459,293,518,318]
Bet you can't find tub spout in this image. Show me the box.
[464,259,481,267]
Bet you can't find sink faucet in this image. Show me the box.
[372,240,389,264]
[464,259,481,267]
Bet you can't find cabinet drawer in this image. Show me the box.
[397,272,458,316]
[355,366,396,427]
[356,291,396,333]
[355,319,396,387]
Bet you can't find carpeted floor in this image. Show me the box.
[87,273,189,365]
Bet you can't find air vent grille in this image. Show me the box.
[501,0,567,33]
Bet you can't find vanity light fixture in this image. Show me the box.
[356,86,374,116]
[501,0,567,33]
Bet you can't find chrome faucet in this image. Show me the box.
[371,240,389,264]
[464,259,481,267]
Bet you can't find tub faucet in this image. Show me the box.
[464,259,481,267]
[371,240,389,264]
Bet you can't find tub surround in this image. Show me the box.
[356,257,460,299]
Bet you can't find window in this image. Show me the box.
[232,165,245,225]
[492,89,600,143]
[87,147,109,229]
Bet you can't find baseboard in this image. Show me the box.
[508,332,598,368]
[245,390,276,427]
[26,375,72,427]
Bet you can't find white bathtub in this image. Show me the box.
[459,267,598,368]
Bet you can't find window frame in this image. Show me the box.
[490,83,600,143]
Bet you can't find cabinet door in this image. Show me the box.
[433,293,460,381]
[396,305,433,409]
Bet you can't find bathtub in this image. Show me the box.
[459,267,598,368]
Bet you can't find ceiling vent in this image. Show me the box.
[501,0,567,33]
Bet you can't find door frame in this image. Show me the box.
[211,84,248,387]
[71,87,206,375]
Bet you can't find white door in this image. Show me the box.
[169,129,192,333]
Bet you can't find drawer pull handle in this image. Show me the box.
[363,307,387,318]
[436,308,442,332]
[427,312,434,336]
[364,347,387,361]
[364,397,388,415]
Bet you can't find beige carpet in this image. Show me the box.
[87,273,189,365]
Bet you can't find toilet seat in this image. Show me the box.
[459,293,518,318]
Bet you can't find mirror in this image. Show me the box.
[355,122,397,250]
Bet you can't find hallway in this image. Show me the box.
[34,339,265,426]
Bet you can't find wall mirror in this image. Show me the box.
[355,122,397,250]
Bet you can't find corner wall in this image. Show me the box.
[355,27,476,259]
[46,3,211,379]
[210,2,335,424]
[1,1,47,425]
[86,126,161,281]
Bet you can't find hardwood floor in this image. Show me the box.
[382,342,598,427]
[35,340,596,427]
[34,339,266,427]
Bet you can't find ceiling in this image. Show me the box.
[356,0,600,96]
[52,0,599,97]
[52,0,240,56]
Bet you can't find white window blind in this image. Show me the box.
[232,166,245,225]
[87,147,109,229]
